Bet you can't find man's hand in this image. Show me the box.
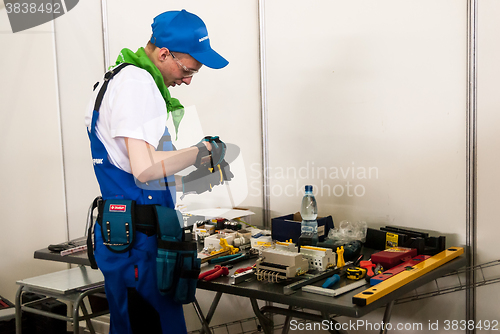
[181,159,233,197]
[182,165,222,195]
[193,140,211,168]
[204,136,226,166]
[193,136,226,169]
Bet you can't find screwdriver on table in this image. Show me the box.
[322,274,340,288]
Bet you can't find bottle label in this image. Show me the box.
[301,225,314,233]
[301,222,318,234]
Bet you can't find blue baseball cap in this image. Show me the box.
[150,10,229,69]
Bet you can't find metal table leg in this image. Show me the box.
[250,298,274,334]
[281,305,293,334]
[15,286,23,334]
[321,312,349,334]
[198,291,223,334]
[193,298,212,334]
[73,289,98,334]
[380,300,395,334]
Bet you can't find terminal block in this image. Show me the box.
[299,246,336,271]
[255,249,309,282]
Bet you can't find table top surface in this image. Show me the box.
[196,254,465,318]
[35,245,91,266]
[34,244,466,317]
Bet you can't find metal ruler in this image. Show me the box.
[302,280,368,297]
[352,247,464,306]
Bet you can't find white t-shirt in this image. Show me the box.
[85,66,168,173]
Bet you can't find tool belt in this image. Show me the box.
[97,200,158,237]
[155,205,200,304]
[87,199,156,267]
[87,198,200,304]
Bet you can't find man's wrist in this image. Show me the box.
[202,141,212,152]
[194,142,211,167]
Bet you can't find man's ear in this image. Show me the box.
[158,48,170,62]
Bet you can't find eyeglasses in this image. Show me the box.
[171,52,198,77]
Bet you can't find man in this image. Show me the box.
[85,9,228,333]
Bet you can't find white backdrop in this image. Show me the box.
[476,0,500,325]
[265,0,466,331]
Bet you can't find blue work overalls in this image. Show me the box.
[88,63,186,334]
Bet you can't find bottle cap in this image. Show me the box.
[305,185,313,192]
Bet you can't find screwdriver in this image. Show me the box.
[322,274,340,288]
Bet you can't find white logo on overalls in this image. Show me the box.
[93,159,103,165]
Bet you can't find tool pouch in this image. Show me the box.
[155,206,200,304]
[99,199,136,253]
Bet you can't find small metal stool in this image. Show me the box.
[15,266,108,334]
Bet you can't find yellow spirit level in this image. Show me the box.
[352,247,464,306]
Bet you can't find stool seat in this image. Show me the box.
[17,266,104,295]
[15,266,108,334]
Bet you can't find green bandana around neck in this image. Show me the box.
[114,47,184,139]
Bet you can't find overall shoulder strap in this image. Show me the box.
[93,63,133,112]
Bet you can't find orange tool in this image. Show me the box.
[360,260,376,276]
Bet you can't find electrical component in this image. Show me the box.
[299,246,336,271]
[275,241,298,253]
[210,239,239,256]
[250,235,273,248]
[336,246,345,268]
[255,249,309,282]
[203,231,237,251]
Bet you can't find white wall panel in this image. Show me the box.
[477,0,500,326]
[54,0,106,240]
[265,0,466,239]
[0,17,67,301]
[102,0,263,218]
[264,0,467,329]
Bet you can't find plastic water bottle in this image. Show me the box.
[300,185,318,246]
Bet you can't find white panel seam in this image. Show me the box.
[51,19,70,242]
[259,0,270,227]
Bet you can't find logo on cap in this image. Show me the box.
[199,36,209,42]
